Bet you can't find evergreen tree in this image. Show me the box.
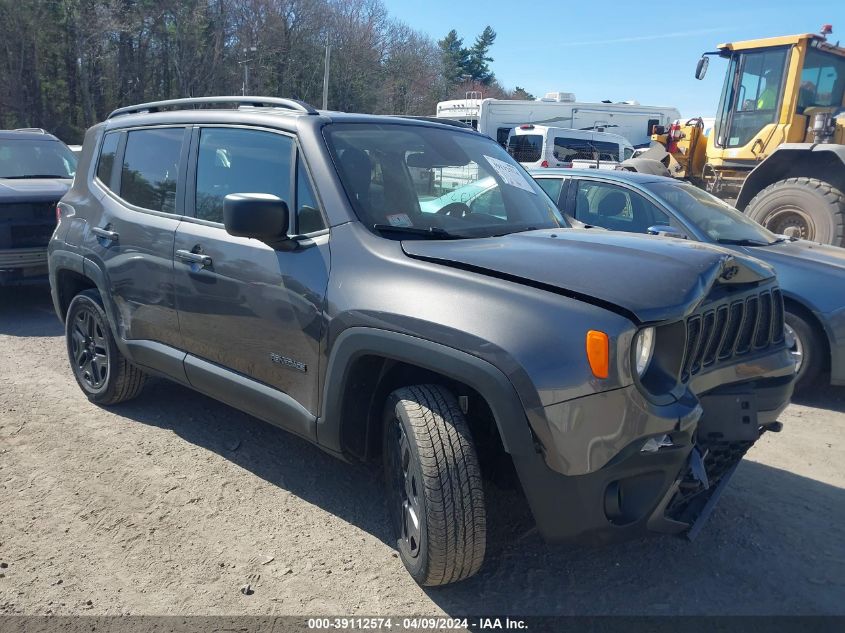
[466,26,496,85]
[511,86,535,100]
[438,29,469,85]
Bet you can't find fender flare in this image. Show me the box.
[80,256,132,359]
[737,144,845,209]
[316,327,537,457]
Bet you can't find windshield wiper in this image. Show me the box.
[493,226,538,237]
[2,174,69,179]
[716,238,771,247]
[372,224,467,239]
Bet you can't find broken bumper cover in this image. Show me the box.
[515,367,793,545]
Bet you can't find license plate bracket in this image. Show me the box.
[697,391,759,442]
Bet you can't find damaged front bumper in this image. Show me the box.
[514,355,794,545]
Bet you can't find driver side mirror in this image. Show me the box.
[695,56,709,80]
[224,193,290,247]
[648,225,689,239]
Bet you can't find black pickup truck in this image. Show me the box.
[0,129,77,284]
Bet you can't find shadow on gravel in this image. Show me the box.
[112,378,396,546]
[792,383,845,413]
[0,284,63,337]
[109,378,845,616]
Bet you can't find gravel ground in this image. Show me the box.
[1,285,843,616]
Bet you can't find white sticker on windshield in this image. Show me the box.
[483,155,536,194]
[386,213,413,227]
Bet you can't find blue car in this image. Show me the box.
[530,169,845,391]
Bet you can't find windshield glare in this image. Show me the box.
[646,181,777,244]
[0,139,77,179]
[324,123,564,239]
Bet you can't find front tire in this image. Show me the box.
[745,177,845,246]
[383,385,486,586]
[65,289,146,405]
[785,310,823,392]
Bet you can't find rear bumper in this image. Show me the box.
[517,364,793,545]
[0,247,48,284]
[0,247,47,270]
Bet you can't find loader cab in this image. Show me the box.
[702,34,845,160]
[712,46,789,150]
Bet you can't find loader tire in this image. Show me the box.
[744,177,845,246]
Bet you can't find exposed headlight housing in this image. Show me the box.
[633,327,656,377]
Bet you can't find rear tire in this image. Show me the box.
[65,289,146,405]
[785,310,823,393]
[382,384,486,586]
[744,177,845,246]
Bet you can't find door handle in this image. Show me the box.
[92,226,119,242]
[176,249,212,268]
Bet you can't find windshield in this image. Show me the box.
[0,139,77,179]
[324,123,564,239]
[646,181,778,244]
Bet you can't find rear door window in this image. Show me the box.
[120,128,186,213]
[507,134,542,162]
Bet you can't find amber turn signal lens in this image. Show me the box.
[586,330,610,379]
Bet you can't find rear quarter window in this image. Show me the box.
[96,132,120,188]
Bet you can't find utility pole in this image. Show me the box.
[322,42,331,110]
[240,46,257,96]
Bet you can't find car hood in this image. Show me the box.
[402,228,775,324]
[747,239,845,273]
[0,178,72,204]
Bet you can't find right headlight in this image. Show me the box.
[633,327,656,377]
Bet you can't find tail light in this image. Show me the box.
[540,160,549,168]
[56,202,73,222]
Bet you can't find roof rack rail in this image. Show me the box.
[14,127,47,134]
[391,116,475,130]
[107,96,319,120]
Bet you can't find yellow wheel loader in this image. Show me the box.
[624,27,845,246]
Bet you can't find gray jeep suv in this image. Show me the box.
[48,97,794,586]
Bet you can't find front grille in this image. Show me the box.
[0,202,57,249]
[680,288,784,382]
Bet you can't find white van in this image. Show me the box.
[506,125,636,169]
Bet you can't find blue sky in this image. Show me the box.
[383,0,844,117]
